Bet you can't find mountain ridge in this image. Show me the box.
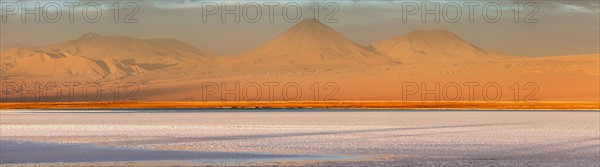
[0,33,217,80]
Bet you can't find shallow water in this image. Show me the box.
[0,140,343,164]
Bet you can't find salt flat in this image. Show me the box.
[1,110,599,166]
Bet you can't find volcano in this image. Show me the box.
[372,30,504,62]
[236,18,395,66]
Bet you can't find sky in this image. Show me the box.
[0,0,599,56]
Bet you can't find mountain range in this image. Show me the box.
[1,18,508,79]
[1,18,598,102]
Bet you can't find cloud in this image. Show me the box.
[555,1,599,13]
